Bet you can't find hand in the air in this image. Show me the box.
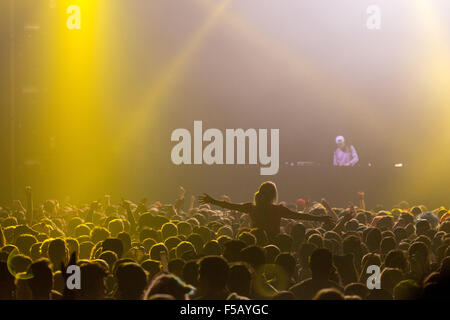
[178,186,186,197]
[321,198,331,209]
[199,193,213,205]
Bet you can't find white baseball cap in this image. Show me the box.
[336,136,345,144]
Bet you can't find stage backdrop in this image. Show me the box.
[2,0,450,209]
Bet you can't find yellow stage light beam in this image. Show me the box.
[43,0,114,201]
[397,0,450,198]
[114,0,232,151]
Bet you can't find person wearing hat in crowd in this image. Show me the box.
[417,212,440,229]
[333,136,359,167]
[296,198,306,211]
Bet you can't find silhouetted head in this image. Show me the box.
[182,260,199,287]
[408,241,429,264]
[27,258,53,299]
[250,228,269,247]
[78,262,108,299]
[274,234,293,253]
[416,220,431,236]
[161,223,178,240]
[198,255,229,293]
[149,243,168,261]
[0,261,15,299]
[264,245,281,264]
[275,253,296,278]
[202,240,221,256]
[238,232,256,246]
[366,228,382,252]
[90,227,110,244]
[176,241,196,259]
[117,232,132,255]
[380,268,403,295]
[313,287,344,300]
[48,239,67,268]
[116,262,147,299]
[10,254,32,274]
[254,182,277,206]
[227,263,251,297]
[344,282,369,299]
[15,234,37,256]
[145,273,193,300]
[102,238,124,258]
[240,246,265,270]
[223,240,246,263]
[310,248,334,279]
[107,219,124,237]
[99,251,118,271]
[380,237,397,256]
[141,259,160,281]
[168,259,185,278]
[384,249,407,271]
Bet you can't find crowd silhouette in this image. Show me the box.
[1,182,450,300]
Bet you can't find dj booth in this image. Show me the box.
[274,164,448,210]
[276,165,404,209]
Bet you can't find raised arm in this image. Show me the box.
[85,201,100,223]
[321,198,339,220]
[188,195,195,212]
[174,186,186,211]
[121,199,137,235]
[199,194,253,213]
[25,186,33,224]
[333,204,356,233]
[357,191,366,211]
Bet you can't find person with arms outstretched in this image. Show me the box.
[199,181,332,239]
